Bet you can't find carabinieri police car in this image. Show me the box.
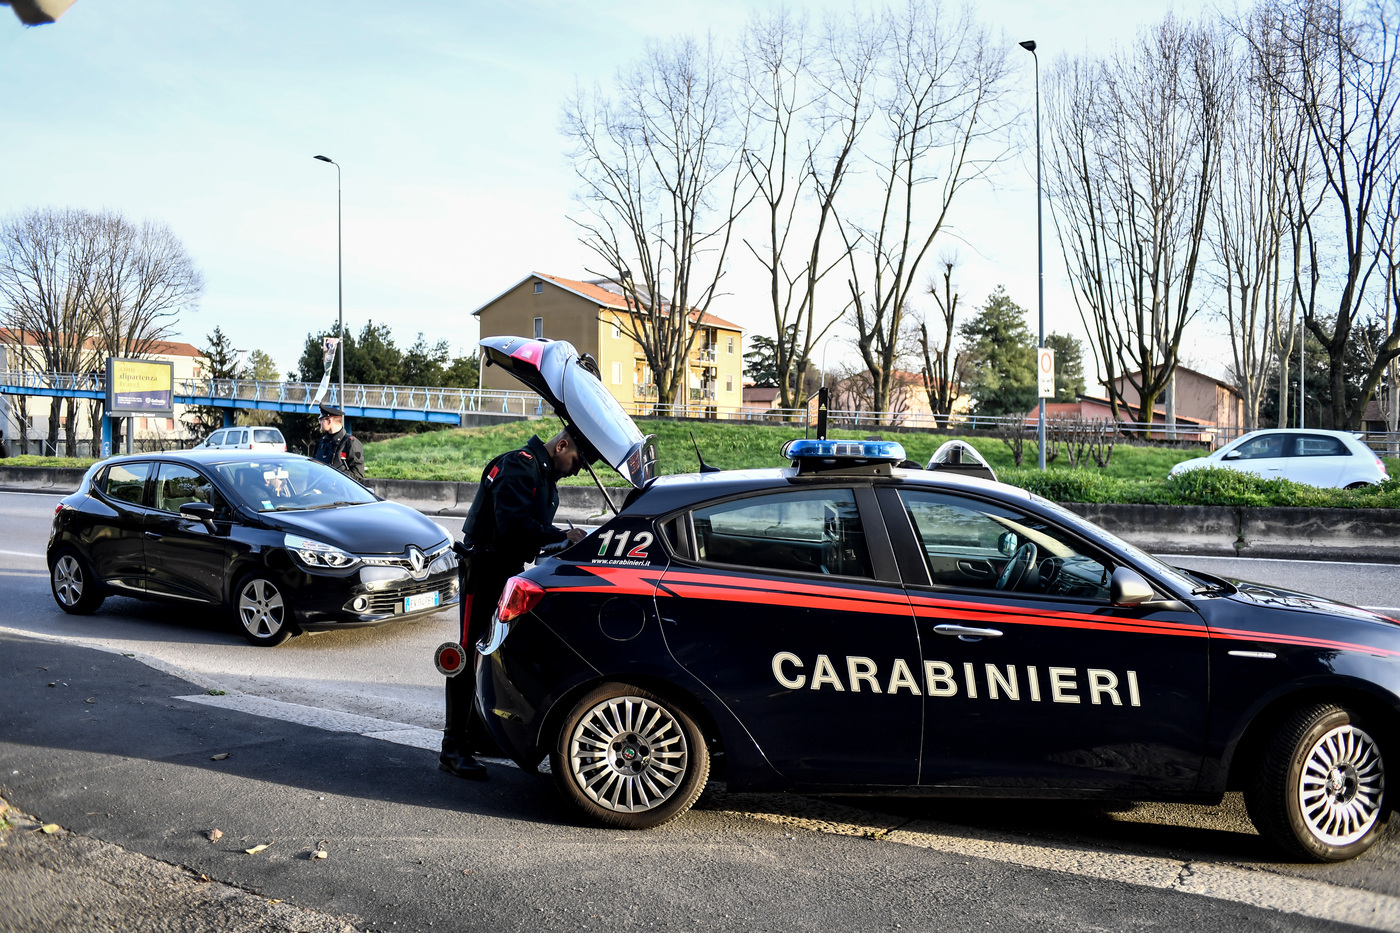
[468,335,1396,862]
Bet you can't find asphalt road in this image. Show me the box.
[4,489,1400,931]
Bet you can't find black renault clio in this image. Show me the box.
[466,335,1398,864]
[47,450,457,646]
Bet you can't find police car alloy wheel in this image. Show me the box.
[551,683,710,830]
[1246,703,1389,861]
[50,548,104,615]
[235,574,295,647]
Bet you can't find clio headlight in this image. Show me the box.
[284,534,358,569]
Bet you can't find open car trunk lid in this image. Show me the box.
[481,336,658,488]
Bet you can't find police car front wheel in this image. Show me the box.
[1245,702,1389,861]
[551,683,710,830]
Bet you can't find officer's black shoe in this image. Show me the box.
[438,750,488,781]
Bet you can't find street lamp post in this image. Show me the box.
[1020,39,1046,471]
[313,155,344,409]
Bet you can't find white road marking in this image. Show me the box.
[174,693,524,769]
[731,803,1400,931]
[1158,553,1400,568]
[0,549,45,558]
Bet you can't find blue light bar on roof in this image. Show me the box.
[781,439,907,462]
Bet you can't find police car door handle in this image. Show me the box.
[934,624,1003,641]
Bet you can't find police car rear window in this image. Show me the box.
[691,489,872,578]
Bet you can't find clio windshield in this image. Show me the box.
[214,458,376,512]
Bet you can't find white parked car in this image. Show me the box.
[196,426,287,453]
[1168,428,1388,488]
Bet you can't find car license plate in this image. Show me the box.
[404,591,440,613]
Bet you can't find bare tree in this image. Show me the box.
[0,208,201,454]
[1267,0,1400,428]
[1213,12,1300,431]
[87,212,202,360]
[564,35,749,410]
[915,255,965,425]
[839,0,1013,415]
[0,208,100,455]
[1047,15,1228,432]
[736,8,875,409]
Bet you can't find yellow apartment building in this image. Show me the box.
[471,273,745,417]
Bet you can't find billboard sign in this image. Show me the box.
[106,357,175,415]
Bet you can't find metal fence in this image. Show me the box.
[175,376,548,418]
[0,368,548,417]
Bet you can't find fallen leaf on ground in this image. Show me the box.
[210,753,229,761]
[85,697,96,704]
[197,873,210,883]
[40,824,60,834]
[244,843,272,855]
[206,829,222,843]
[313,849,328,859]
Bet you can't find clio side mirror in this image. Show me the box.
[1110,566,1155,607]
[179,501,217,533]
[1221,450,1241,461]
[998,531,1018,557]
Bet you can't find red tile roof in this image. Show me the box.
[0,327,201,358]
[530,273,744,332]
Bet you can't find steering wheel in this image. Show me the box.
[995,542,1038,591]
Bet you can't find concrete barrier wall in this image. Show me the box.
[1064,503,1400,563]
[3,465,1397,561]
[0,466,88,491]
[362,479,615,523]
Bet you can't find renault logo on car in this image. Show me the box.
[407,546,427,578]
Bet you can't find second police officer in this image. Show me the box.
[313,403,366,482]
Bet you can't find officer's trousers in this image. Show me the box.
[442,558,513,754]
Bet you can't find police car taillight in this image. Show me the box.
[497,576,545,622]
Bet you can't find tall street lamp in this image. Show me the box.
[313,155,344,408]
[1020,39,1046,471]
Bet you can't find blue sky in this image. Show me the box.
[2,0,1217,384]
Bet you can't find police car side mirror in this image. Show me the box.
[998,532,1018,556]
[1110,566,1155,607]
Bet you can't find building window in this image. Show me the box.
[726,375,734,393]
[533,281,543,294]
[533,317,543,339]
[727,336,734,354]
[613,321,622,340]
[612,361,623,385]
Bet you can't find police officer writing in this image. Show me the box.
[440,427,588,780]
[312,404,365,482]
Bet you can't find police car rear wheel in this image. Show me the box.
[551,683,709,830]
[1246,702,1388,861]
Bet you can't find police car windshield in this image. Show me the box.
[1031,496,1197,596]
[214,459,375,513]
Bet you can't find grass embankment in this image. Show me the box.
[363,417,1189,483]
[0,455,96,470]
[8,421,1399,507]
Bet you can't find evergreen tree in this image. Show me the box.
[185,327,241,438]
[1045,332,1086,402]
[959,287,1037,415]
[442,350,479,389]
[743,325,801,390]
